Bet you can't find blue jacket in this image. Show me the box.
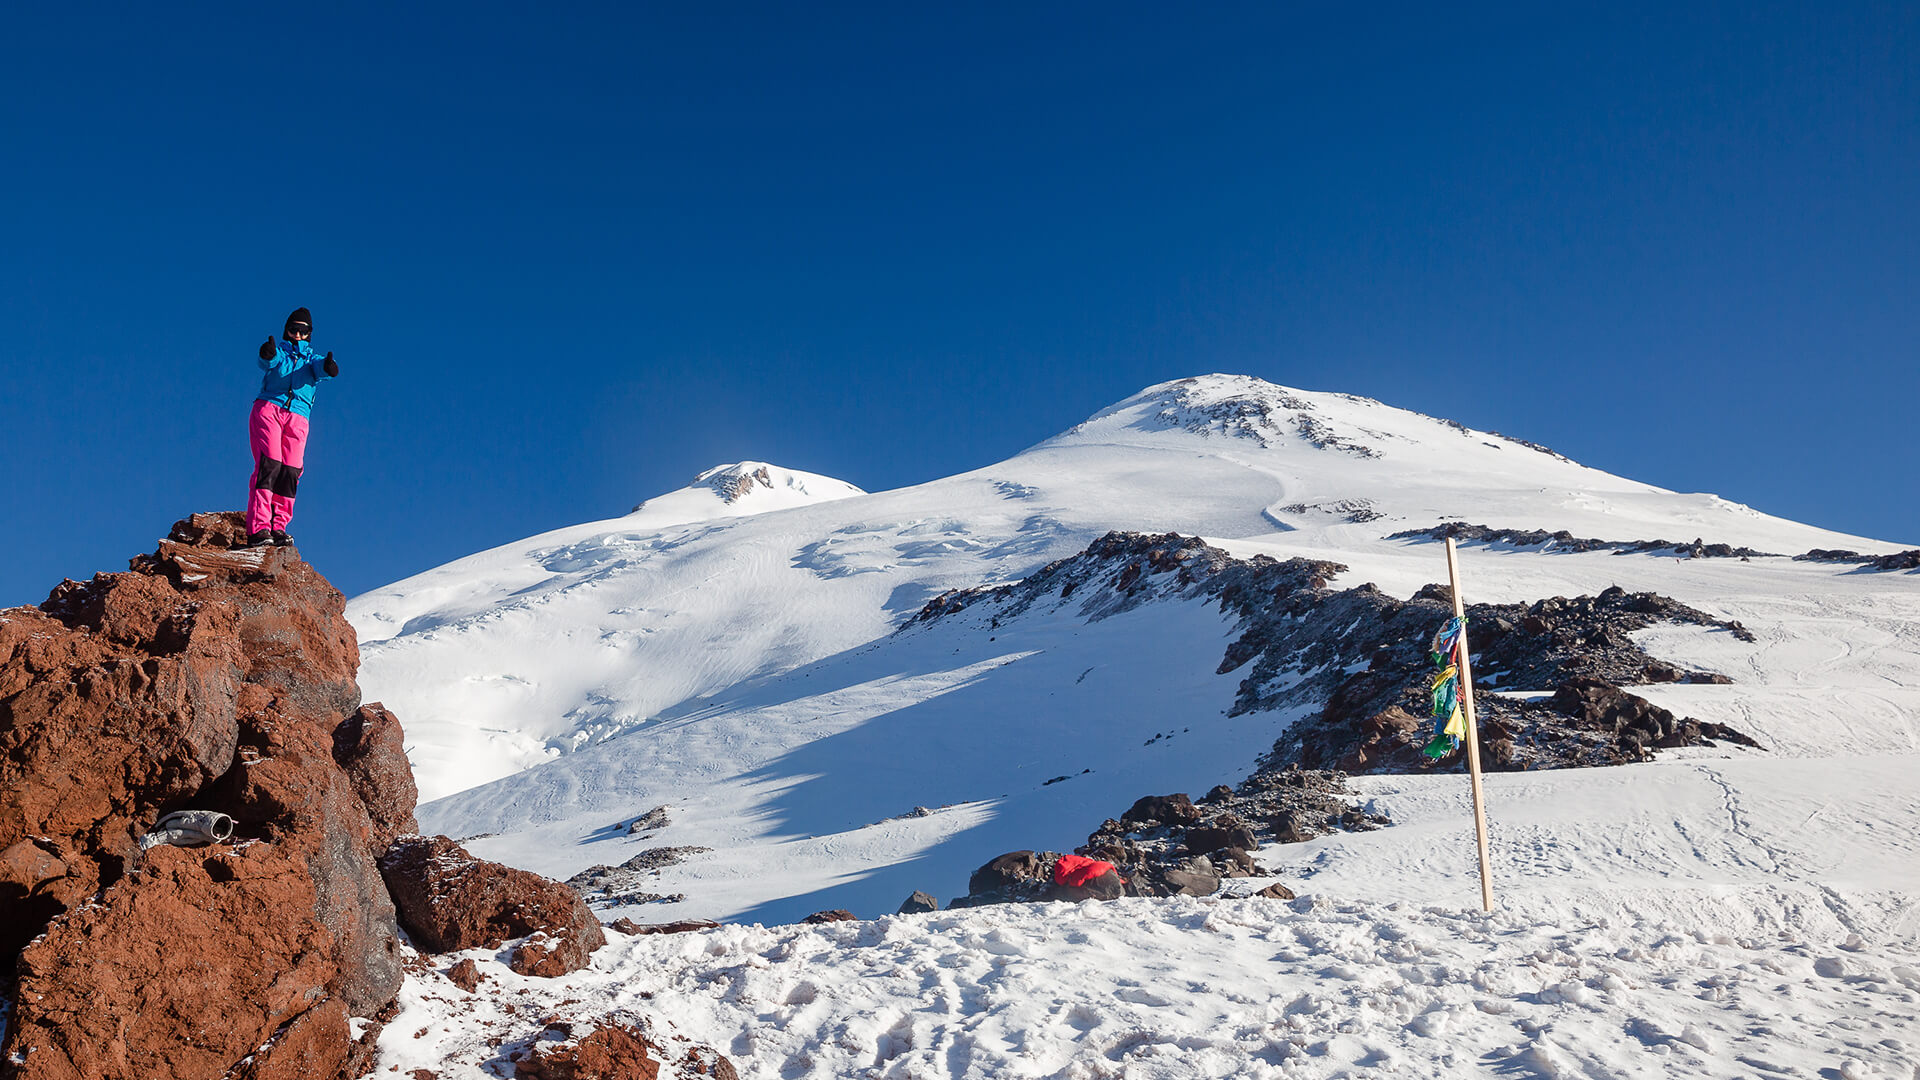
[256,339,334,417]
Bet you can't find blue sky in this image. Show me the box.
[3,3,1914,605]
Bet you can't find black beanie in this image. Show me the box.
[284,307,313,336]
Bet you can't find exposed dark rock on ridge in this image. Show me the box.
[913,531,1759,777]
[1794,548,1920,571]
[911,531,1343,629]
[1391,522,1778,560]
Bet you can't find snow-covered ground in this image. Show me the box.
[382,889,1920,1079]
[351,375,1920,1078]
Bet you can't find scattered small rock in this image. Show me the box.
[897,891,940,914]
[445,958,483,993]
[802,909,857,925]
[623,806,671,836]
[607,918,719,936]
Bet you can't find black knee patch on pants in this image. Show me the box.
[271,463,302,498]
[253,456,283,491]
[254,457,302,497]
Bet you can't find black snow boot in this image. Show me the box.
[247,530,272,547]
[270,530,294,547]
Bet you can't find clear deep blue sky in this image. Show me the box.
[3,3,1914,605]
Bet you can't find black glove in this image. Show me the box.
[323,351,338,378]
[259,337,275,361]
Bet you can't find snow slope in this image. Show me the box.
[348,374,1919,1078]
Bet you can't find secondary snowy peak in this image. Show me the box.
[626,461,865,530]
[695,462,864,506]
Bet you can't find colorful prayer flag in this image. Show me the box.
[1421,615,1468,760]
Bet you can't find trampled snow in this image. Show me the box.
[348,375,1919,1078]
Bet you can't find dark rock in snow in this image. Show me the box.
[1161,860,1221,897]
[624,805,672,835]
[1120,793,1202,829]
[964,850,1055,903]
[1392,522,1778,560]
[913,530,1758,783]
[958,851,1053,905]
[1790,548,1916,568]
[567,845,711,908]
[1184,821,1260,855]
[511,929,598,978]
[898,890,940,914]
[1078,767,1371,899]
[802,909,858,924]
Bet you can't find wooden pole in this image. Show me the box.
[1445,536,1496,912]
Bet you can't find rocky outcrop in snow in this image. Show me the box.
[952,769,1379,908]
[379,834,608,977]
[915,531,1761,777]
[0,513,402,1079]
[1392,521,1779,559]
[1793,547,1920,570]
[0,513,606,1080]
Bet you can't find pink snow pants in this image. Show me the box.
[247,399,310,534]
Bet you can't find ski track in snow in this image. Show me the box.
[345,377,1920,1078]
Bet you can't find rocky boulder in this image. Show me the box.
[332,701,420,853]
[897,890,940,914]
[956,850,1059,907]
[379,834,606,976]
[0,512,410,1080]
[953,850,1127,907]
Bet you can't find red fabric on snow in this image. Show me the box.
[1052,854,1117,887]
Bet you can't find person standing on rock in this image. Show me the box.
[247,307,338,547]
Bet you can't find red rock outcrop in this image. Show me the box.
[516,1023,661,1080]
[332,701,421,854]
[378,834,606,977]
[0,513,414,1080]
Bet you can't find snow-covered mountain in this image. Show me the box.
[347,374,1912,916]
[348,374,1918,1078]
